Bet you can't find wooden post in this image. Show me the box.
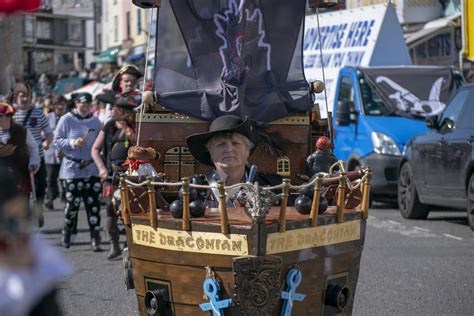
[310,174,323,227]
[336,172,346,223]
[147,176,157,229]
[181,177,190,231]
[279,179,291,233]
[119,174,131,225]
[361,169,372,219]
[217,181,229,235]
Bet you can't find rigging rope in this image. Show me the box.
[315,8,332,138]
[136,7,155,146]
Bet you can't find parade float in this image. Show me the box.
[121,0,372,315]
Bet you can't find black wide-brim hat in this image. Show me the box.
[112,65,143,92]
[96,91,117,105]
[73,92,93,103]
[186,115,259,166]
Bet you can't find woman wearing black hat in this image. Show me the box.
[186,115,282,207]
[91,95,137,259]
[54,92,103,251]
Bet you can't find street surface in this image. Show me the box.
[40,202,473,315]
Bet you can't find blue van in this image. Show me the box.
[331,66,462,202]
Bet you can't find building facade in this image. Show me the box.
[345,0,462,68]
[0,0,95,95]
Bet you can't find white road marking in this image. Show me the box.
[413,226,431,232]
[368,216,464,240]
[368,216,437,237]
[443,234,462,241]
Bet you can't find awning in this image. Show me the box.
[404,13,461,47]
[96,46,120,64]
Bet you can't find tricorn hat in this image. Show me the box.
[186,115,258,166]
[112,65,143,92]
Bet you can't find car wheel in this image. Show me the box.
[398,163,430,219]
[467,174,474,231]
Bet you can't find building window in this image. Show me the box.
[114,15,118,42]
[137,8,142,36]
[277,156,290,177]
[126,11,131,39]
[164,146,196,181]
[36,20,53,40]
[66,20,83,45]
[23,16,35,43]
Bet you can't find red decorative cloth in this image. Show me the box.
[0,0,41,14]
[122,159,150,171]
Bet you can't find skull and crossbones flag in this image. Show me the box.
[153,0,311,122]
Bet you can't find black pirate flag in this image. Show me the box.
[153,0,311,122]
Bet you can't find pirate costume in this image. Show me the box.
[54,93,103,251]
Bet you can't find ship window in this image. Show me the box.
[277,156,290,177]
[164,146,196,181]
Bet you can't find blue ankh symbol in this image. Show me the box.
[280,268,306,316]
[199,278,232,316]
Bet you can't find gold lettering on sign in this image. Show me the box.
[132,224,248,256]
[266,220,361,255]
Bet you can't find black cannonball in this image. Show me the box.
[170,199,183,218]
[298,185,314,197]
[178,187,198,201]
[318,195,328,214]
[295,195,312,214]
[189,199,206,218]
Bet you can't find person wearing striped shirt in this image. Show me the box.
[9,83,53,220]
[54,92,103,252]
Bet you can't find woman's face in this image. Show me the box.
[75,101,92,116]
[110,105,125,120]
[119,74,138,94]
[15,91,31,110]
[208,133,251,172]
[54,102,67,116]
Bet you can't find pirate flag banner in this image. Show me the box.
[360,66,457,118]
[153,0,311,122]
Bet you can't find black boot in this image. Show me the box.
[61,228,72,248]
[107,240,122,260]
[91,231,103,252]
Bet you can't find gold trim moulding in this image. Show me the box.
[135,113,207,123]
[136,113,309,125]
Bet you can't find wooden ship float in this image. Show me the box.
[122,0,372,315]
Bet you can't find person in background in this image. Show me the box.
[44,95,68,210]
[93,94,112,124]
[0,102,40,196]
[0,162,71,316]
[54,92,103,251]
[91,95,137,259]
[9,82,53,227]
[111,65,143,102]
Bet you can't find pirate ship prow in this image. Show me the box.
[123,1,372,315]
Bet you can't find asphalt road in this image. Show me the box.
[39,202,473,315]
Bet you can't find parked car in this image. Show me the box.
[397,84,474,230]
